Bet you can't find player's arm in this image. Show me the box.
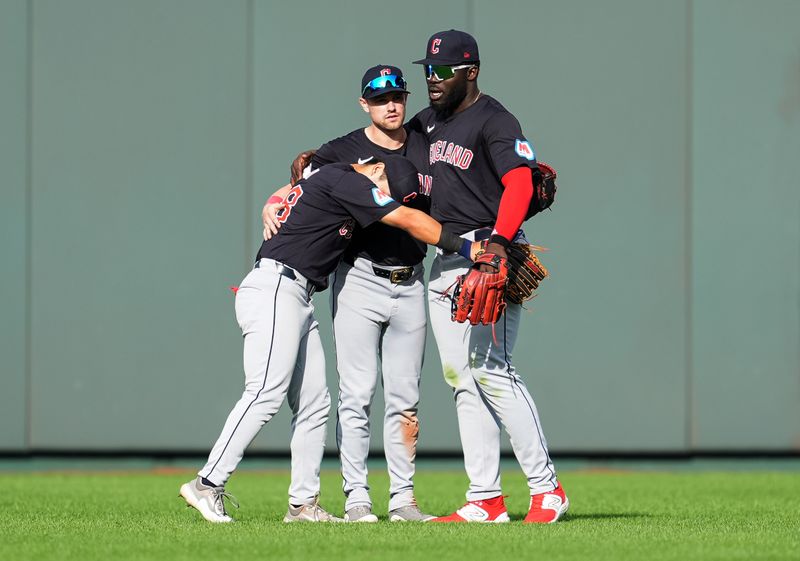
[488,166,537,255]
[262,183,292,240]
[483,112,542,259]
[380,206,481,260]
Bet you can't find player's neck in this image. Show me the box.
[454,87,482,116]
[364,124,406,150]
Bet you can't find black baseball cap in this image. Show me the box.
[380,155,419,200]
[413,29,480,66]
[360,65,409,99]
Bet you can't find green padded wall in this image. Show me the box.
[474,0,691,450]
[691,0,800,449]
[28,0,250,449]
[0,0,29,450]
[0,0,797,454]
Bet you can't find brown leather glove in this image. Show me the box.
[451,252,509,325]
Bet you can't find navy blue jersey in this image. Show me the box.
[411,95,538,234]
[258,163,400,290]
[311,127,432,266]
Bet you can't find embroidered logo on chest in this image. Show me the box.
[429,140,474,170]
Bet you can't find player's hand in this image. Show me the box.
[262,201,286,240]
[290,150,317,185]
[479,242,507,272]
[469,241,484,261]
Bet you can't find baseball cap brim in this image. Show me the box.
[413,56,471,65]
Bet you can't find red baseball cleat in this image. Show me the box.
[524,484,569,523]
[431,495,510,523]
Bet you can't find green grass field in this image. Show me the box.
[2,465,799,561]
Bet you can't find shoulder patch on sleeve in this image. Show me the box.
[515,139,535,161]
[371,187,395,207]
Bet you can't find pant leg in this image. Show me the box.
[331,262,384,510]
[430,252,559,497]
[380,272,427,511]
[286,318,331,505]
[199,267,310,487]
[468,301,559,494]
[428,254,502,501]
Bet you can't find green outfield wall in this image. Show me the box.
[1,0,798,454]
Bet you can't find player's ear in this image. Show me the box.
[358,97,369,113]
[370,162,386,179]
[467,66,480,81]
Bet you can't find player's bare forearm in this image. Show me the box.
[262,183,292,240]
[269,183,292,200]
[381,206,441,244]
[381,207,481,259]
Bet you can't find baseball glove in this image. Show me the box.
[526,162,558,219]
[451,252,509,325]
[503,243,549,304]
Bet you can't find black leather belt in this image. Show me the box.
[372,265,414,284]
[255,259,316,297]
[343,256,415,284]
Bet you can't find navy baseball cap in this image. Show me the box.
[360,65,409,99]
[380,155,419,200]
[413,29,480,66]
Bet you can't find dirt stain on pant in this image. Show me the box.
[400,411,419,460]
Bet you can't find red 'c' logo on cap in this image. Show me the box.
[431,38,441,54]
[380,68,391,76]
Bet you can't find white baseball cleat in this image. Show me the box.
[179,477,238,523]
[283,496,343,523]
[344,505,379,523]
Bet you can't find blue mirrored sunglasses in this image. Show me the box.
[362,74,407,96]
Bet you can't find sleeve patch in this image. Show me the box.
[515,140,535,161]
[371,187,395,207]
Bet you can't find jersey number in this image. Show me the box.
[276,185,304,223]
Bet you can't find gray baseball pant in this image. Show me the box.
[428,250,559,501]
[199,258,330,505]
[331,257,427,512]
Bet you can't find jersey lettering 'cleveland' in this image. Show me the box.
[311,127,432,267]
[410,95,538,235]
[258,163,400,290]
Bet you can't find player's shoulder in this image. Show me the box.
[409,107,435,128]
[321,127,368,151]
[305,161,350,184]
[476,95,525,133]
[478,94,515,117]
[326,163,371,189]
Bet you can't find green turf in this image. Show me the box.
[1,468,798,561]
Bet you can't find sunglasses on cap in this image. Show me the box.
[362,74,407,96]
[423,64,474,81]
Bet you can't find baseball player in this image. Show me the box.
[181,154,479,524]
[307,65,433,523]
[409,29,569,523]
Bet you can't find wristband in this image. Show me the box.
[457,239,474,261]
[435,228,463,254]
[488,234,511,249]
[267,195,283,204]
